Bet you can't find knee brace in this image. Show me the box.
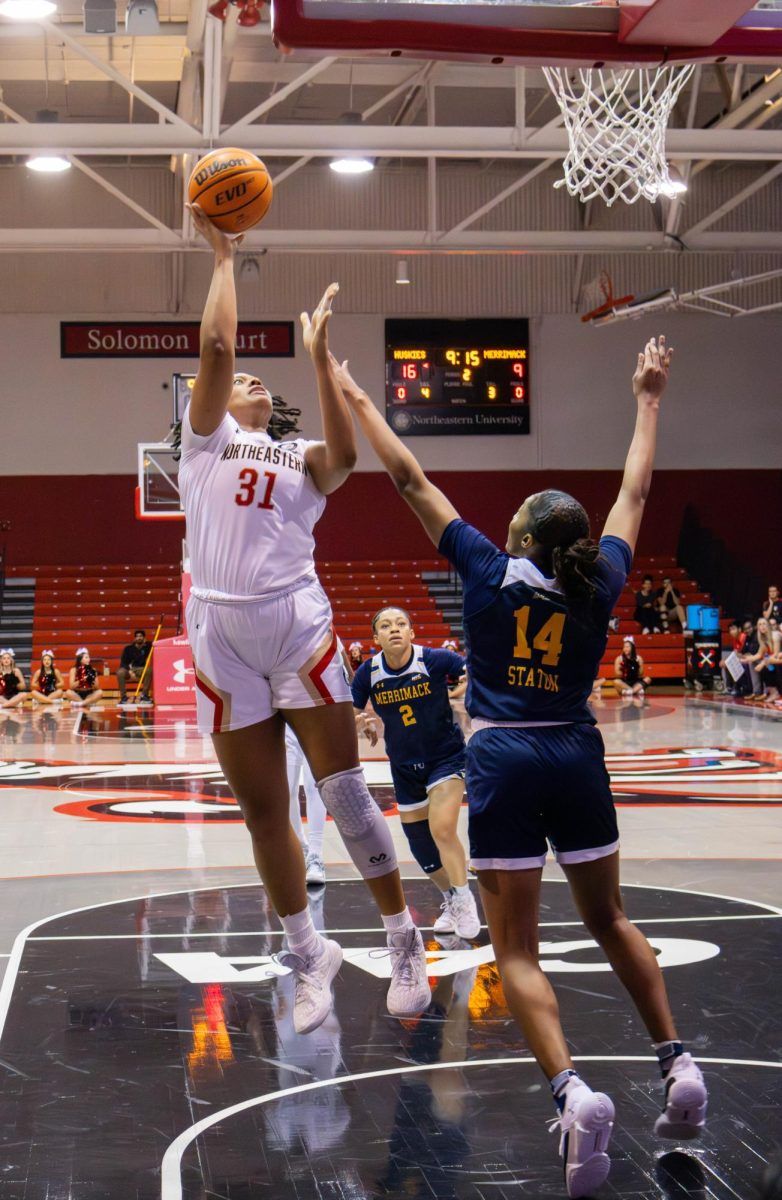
[402,818,443,876]
[317,766,398,879]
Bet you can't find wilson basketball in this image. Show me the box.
[188,148,272,234]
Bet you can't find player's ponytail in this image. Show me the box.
[551,537,600,601]
[526,490,600,602]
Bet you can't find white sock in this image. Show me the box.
[304,766,326,857]
[453,882,471,897]
[280,907,321,957]
[382,907,414,935]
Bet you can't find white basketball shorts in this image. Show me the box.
[187,577,352,735]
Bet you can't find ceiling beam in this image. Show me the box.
[40,20,195,130]
[0,98,178,238]
[2,228,782,253]
[2,122,782,160]
[222,56,338,138]
[684,162,782,237]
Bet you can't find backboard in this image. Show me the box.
[137,443,183,520]
[271,1,782,66]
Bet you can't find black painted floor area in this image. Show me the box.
[1,879,780,1200]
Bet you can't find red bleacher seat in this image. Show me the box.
[14,554,707,695]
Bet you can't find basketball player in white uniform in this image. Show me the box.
[179,205,430,1036]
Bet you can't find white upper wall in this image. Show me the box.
[2,310,780,474]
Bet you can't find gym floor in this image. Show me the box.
[0,696,780,1199]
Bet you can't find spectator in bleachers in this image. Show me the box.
[655,576,687,631]
[741,618,778,703]
[739,619,763,697]
[117,630,153,707]
[30,651,65,705]
[719,623,748,696]
[347,641,364,672]
[762,585,782,624]
[752,618,782,706]
[0,650,27,709]
[64,648,103,708]
[612,637,651,698]
[634,574,662,633]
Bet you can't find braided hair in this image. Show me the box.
[170,394,301,461]
[526,490,600,602]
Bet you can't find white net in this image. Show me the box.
[542,64,696,206]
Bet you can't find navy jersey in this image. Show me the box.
[438,519,631,724]
[351,645,465,765]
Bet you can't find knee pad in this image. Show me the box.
[403,818,443,875]
[317,766,397,879]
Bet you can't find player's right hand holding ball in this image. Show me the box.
[187,202,244,258]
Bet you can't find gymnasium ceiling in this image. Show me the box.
[1,0,782,261]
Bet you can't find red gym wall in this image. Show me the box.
[3,469,781,581]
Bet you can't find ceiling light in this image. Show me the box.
[660,165,687,198]
[27,155,71,172]
[26,110,71,173]
[329,156,374,176]
[329,109,374,176]
[0,0,56,15]
[395,258,410,285]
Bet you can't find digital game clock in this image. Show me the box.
[385,318,530,437]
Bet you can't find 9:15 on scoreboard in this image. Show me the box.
[385,318,530,437]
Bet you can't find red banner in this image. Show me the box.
[153,635,196,707]
[61,321,294,359]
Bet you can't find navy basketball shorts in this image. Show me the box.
[390,750,467,812]
[467,724,619,869]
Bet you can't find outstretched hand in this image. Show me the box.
[327,353,367,406]
[186,203,243,257]
[633,334,673,406]
[301,282,339,365]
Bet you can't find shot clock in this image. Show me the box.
[385,318,530,437]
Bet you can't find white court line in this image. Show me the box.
[26,911,782,942]
[160,1053,782,1200]
[2,877,780,1043]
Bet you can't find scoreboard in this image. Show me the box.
[385,318,530,437]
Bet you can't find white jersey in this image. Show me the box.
[179,405,326,599]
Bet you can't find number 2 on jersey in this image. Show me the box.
[234,468,277,510]
[399,704,417,727]
[512,606,565,667]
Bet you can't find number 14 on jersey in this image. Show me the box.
[508,606,565,692]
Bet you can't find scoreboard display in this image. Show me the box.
[385,318,530,437]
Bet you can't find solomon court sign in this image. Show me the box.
[60,320,294,358]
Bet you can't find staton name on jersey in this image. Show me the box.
[220,440,309,475]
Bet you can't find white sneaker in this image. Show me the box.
[305,850,326,887]
[451,888,481,940]
[654,1053,707,1140]
[386,926,431,1017]
[277,936,343,1035]
[433,894,456,934]
[551,1083,615,1199]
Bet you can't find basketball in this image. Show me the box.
[187,147,272,234]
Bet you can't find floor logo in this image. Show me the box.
[1,744,779,822]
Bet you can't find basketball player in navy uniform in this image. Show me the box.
[333,338,707,1199]
[352,606,480,938]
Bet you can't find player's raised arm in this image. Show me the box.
[331,357,460,548]
[302,284,357,496]
[602,335,673,555]
[188,204,243,437]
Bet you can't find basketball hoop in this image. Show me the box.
[542,64,696,206]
